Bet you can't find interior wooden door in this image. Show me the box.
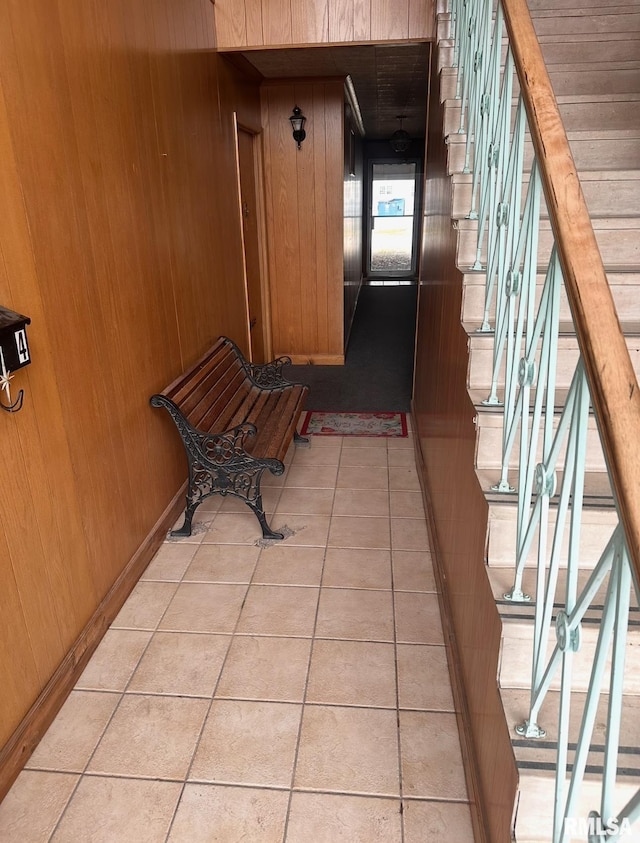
[237,126,268,362]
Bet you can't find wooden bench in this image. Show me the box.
[151,336,308,540]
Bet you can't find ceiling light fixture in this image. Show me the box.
[389,115,411,153]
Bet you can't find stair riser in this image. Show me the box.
[441,67,640,102]
[501,686,640,842]
[440,40,640,74]
[445,98,640,139]
[499,623,640,694]
[462,277,640,325]
[457,222,640,270]
[475,414,605,473]
[447,135,640,174]
[516,776,640,843]
[534,12,640,36]
[452,176,640,221]
[486,503,617,570]
[467,336,640,393]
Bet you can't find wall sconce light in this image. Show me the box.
[289,106,306,150]
[0,306,31,413]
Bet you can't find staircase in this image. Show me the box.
[439,1,640,840]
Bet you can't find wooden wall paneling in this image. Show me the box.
[212,0,247,48]
[0,529,41,745]
[59,0,159,557]
[262,0,293,46]
[343,103,364,344]
[263,84,302,354]
[154,0,209,366]
[150,6,250,364]
[0,0,262,771]
[0,0,134,602]
[125,0,214,521]
[60,0,202,591]
[291,0,329,44]
[328,0,354,43]
[208,60,255,359]
[245,0,265,46]
[130,0,193,513]
[219,56,263,135]
[297,83,320,353]
[260,91,280,355]
[409,0,436,39]
[370,0,410,41]
[311,87,330,353]
[412,43,517,842]
[0,75,98,656]
[210,61,258,360]
[353,0,372,41]
[324,83,345,356]
[125,0,186,381]
[261,79,344,361]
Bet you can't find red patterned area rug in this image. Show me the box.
[300,411,407,438]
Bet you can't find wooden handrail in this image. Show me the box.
[502,0,640,581]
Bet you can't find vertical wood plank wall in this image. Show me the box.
[343,102,365,343]
[261,79,345,363]
[213,0,435,48]
[412,45,518,843]
[0,0,261,792]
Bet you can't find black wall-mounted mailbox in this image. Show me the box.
[0,306,31,372]
[0,306,31,413]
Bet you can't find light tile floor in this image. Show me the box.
[0,421,475,842]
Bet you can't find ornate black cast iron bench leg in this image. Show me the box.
[171,458,285,540]
[150,398,287,540]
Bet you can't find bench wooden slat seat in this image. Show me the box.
[151,336,309,539]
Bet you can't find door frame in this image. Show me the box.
[233,115,273,361]
[364,156,423,280]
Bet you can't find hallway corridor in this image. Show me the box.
[0,423,474,842]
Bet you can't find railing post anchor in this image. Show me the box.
[491,479,515,493]
[515,720,547,739]
[504,587,531,602]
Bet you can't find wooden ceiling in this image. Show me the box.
[238,43,430,140]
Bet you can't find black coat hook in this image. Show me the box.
[0,388,24,413]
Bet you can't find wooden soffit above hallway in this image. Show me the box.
[213,1,433,141]
[212,0,435,51]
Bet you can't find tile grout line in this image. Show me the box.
[281,433,343,842]
[161,495,266,843]
[388,436,407,843]
[45,563,190,841]
[32,430,423,842]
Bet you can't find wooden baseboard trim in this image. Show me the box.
[410,405,489,843]
[279,353,345,365]
[0,483,187,802]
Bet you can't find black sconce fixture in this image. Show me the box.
[0,306,31,413]
[390,115,411,153]
[289,106,307,150]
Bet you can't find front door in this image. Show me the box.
[367,160,420,280]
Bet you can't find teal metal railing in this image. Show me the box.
[447,0,640,839]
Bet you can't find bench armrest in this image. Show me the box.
[243,356,294,389]
[150,394,284,475]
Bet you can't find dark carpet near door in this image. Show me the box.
[285,284,418,412]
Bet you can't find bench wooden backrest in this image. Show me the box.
[158,336,308,462]
[163,337,254,433]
